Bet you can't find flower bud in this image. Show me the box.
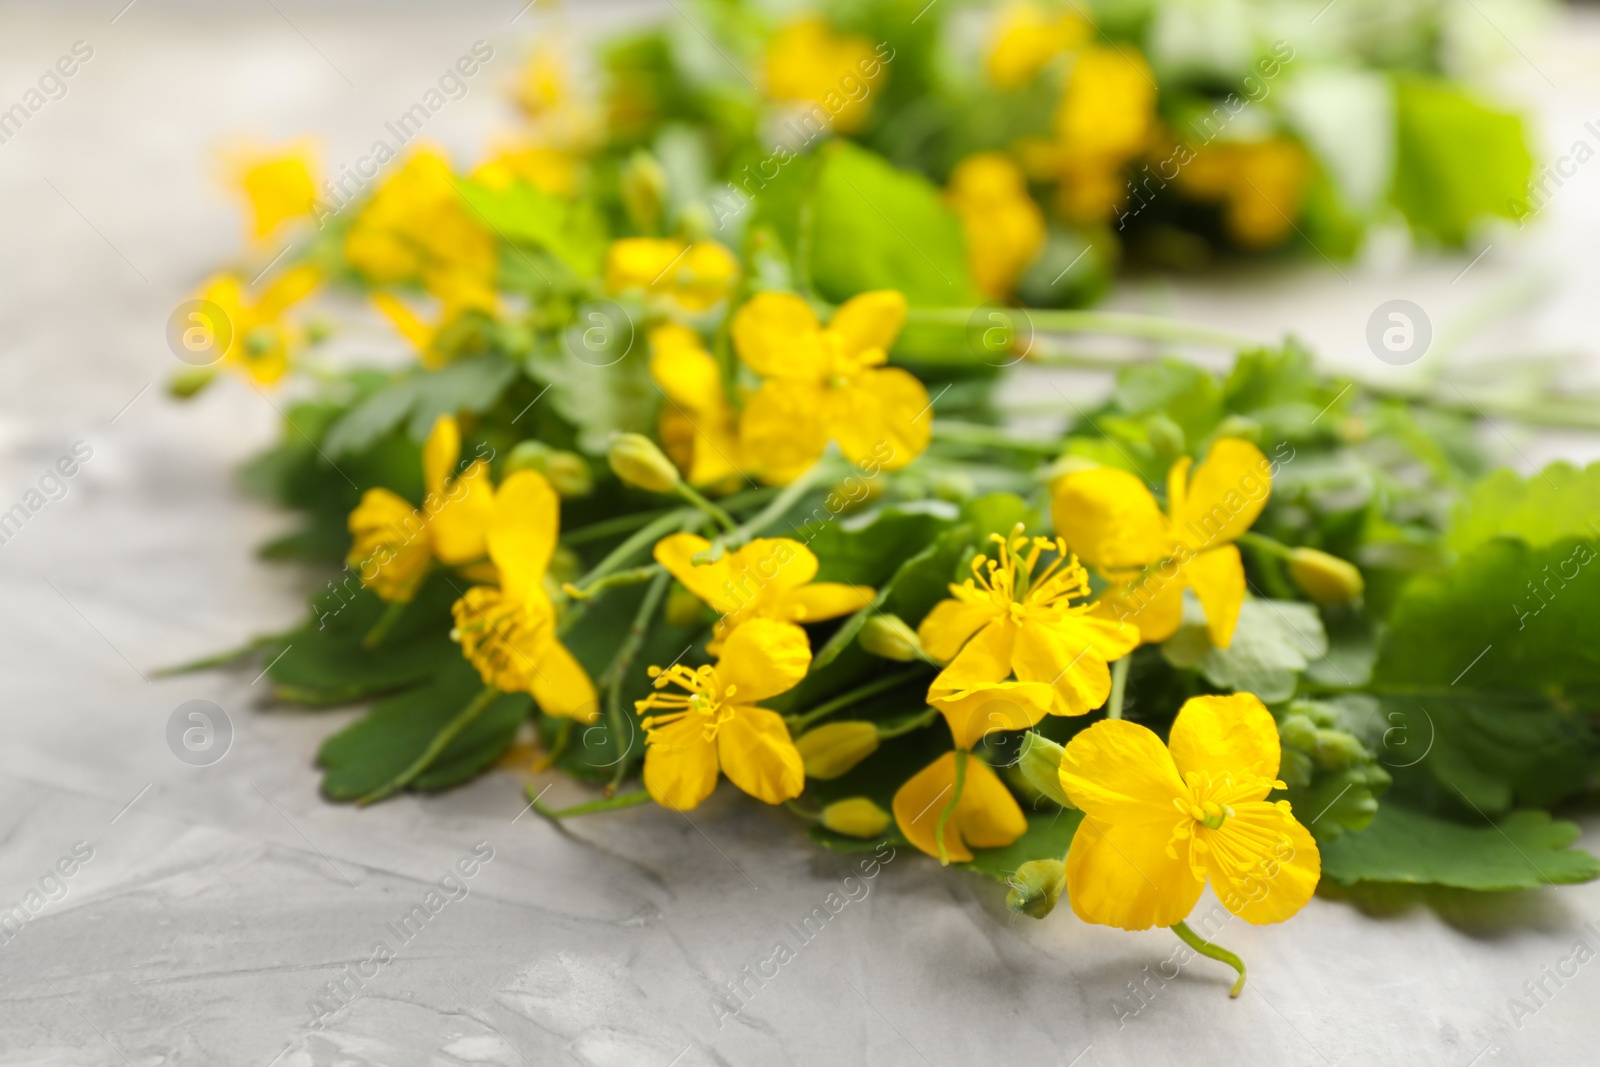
[664,584,706,627]
[620,150,668,232]
[1017,731,1075,809]
[608,433,680,493]
[857,614,920,661]
[1006,859,1066,919]
[795,721,880,780]
[1277,713,1319,753]
[1288,547,1364,605]
[168,366,216,399]
[1311,728,1370,770]
[507,441,593,497]
[820,797,891,839]
[1145,414,1185,461]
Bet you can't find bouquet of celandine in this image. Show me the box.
[172,2,1600,995]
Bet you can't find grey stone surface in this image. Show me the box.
[1,3,1599,1065]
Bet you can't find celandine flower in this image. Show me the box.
[653,534,874,652]
[947,153,1046,297]
[1058,693,1319,930]
[451,470,596,720]
[344,148,497,298]
[604,238,738,311]
[197,264,320,385]
[638,618,810,810]
[1175,138,1311,249]
[917,529,1138,747]
[226,141,317,241]
[892,751,1027,863]
[1052,438,1272,647]
[733,290,928,484]
[647,324,745,488]
[764,18,884,133]
[985,3,1088,89]
[348,415,496,603]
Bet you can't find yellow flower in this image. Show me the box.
[348,415,497,602]
[604,238,738,311]
[516,45,566,119]
[765,18,883,134]
[733,290,929,484]
[471,142,578,198]
[821,797,891,838]
[1058,693,1320,930]
[985,3,1089,89]
[917,530,1139,748]
[653,533,875,653]
[196,264,320,385]
[1175,138,1311,248]
[892,751,1027,862]
[1052,438,1272,648]
[648,324,746,488]
[947,152,1046,297]
[1048,46,1156,219]
[450,470,597,720]
[372,274,497,371]
[344,148,497,297]
[637,618,811,810]
[227,142,317,240]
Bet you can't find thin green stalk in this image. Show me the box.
[931,421,1062,455]
[875,707,938,739]
[563,565,661,600]
[1236,531,1293,560]
[1171,920,1247,997]
[674,481,737,532]
[562,506,681,546]
[726,458,828,546]
[603,571,672,792]
[358,686,499,805]
[560,510,692,633]
[1106,656,1130,720]
[152,634,281,677]
[935,748,969,866]
[904,307,1261,351]
[531,786,652,820]
[785,667,927,731]
[361,598,409,649]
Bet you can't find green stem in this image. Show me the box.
[1171,920,1247,997]
[1106,656,1130,720]
[361,598,409,649]
[1236,531,1293,560]
[874,706,939,739]
[674,481,737,532]
[532,786,652,820]
[726,459,827,546]
[563,565,661,600]
[903,307,1261,351]
[784,667,928,731]
[931,421,1061,455]
[603,571,672,792]
[152,634,281,677]
[935,748,969,866]
[560,509,692,633]
[562,506,682,546]
[358,686,499,805]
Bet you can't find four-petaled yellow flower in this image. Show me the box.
[227,142,318,240]
[604,238,739,312]
[985,3,1089,89]
[196,264,320,385]
[653,534,875,653]
[471,142,579,198]
[344,148,497,299]
[638,618,811,810]
[918,530,1139,749]
[947,152,1046,297]
[893,751,1027,862]
[764,17,884,134]
[1175,138,1312,249]
[348,415,497,603]
[451,470,597,720]
[1058,692,1320,930]
[372,273,497,371]
[1020,46,1155,220]
[733,290,928,484]
[648,324,745,488]
[1052,438,1272,648]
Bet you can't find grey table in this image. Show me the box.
[2,3,1598,1064]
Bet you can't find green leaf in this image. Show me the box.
[1321,803,1600,890]
[1450,462,1600,555]
[456,179,607,278]
[316,660,530,801]
[322,356,517,459]
[1161,598,1327,703]
[1114,358,1224,446]
[807,141,980,306]
[958,809,1083,883]
[1392,77,1533,245]
[527,338,657,454]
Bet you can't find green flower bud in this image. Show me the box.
[857,614,920,662]
[1145,414,1185,461]
[820,797,891,839]
[507,441,593,497]
[1006,859,1066,919]
[1311,728,1370,770]
[620,150,668,231]
[1277,713,1320,753]
[1288,547,1364,605]
[795,721,880,780]
[664,584,706,627]
[168,366,216,399]
[1017,731,1075,809]
[608,433,680,494]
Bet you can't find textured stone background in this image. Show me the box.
[1,2,1598,1064]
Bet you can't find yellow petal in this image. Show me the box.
[1200,801,1320,925]
[933,618,1015,690]
[675,241,739,310]
[643,717,721,811]
[528,639,599,722]
[715,618,812,704]
[827,368,931,471]
[827,290,907,360]
[1010,618,1115,716]
[773,582,876,624]
[1066,815,1204,930]
[1093,566,1186,644]
[1170,438,1271,552]
[347,488,432,603]
[1058,719,1186,824]
[256,263,320,318]
[929,679,1054,749]
[653,533,738,614]
[1185,544,1246,648]
[648,324,723,413]
[739,379,829,485]
[732,291,825,380]
[373,292,434,353]
[717,706,805,804]
[917,597,1000,662]
[421,415,462,500]
[429,460,497,566]
[730,538,819,601]
[892,752,1027,862]
[1052,467,1173,571]
[451,585,553,692]
[487,470,559,598]
[1167,692,1280,790]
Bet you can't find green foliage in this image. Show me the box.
[456,180,608,279]
[958,810,1084,884]
[1449,462,1600,555]
[1162,598,1328,704]
[323,355,519,459]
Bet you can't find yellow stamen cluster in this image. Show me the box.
[638,664,739,745]
[965,530,1093,619]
